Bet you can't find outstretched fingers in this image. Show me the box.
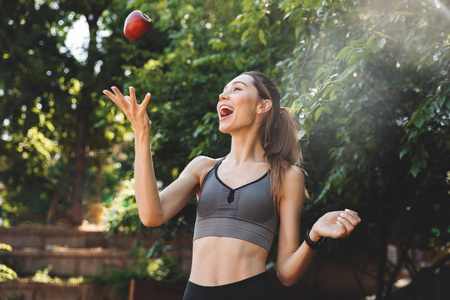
[102,88,118,104]
[102,86,152,131]
[103,86,151,108]
[103,86,127,108]
[128,86,137,104]
[141,92,152,108]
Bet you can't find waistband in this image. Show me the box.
[187,271,269,289]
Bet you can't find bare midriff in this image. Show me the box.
[189,236,269,286]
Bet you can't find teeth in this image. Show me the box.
[220,105,234,112]
[220,105,234,117]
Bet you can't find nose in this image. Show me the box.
[219,92,230,101]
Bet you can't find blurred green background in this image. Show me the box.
[0,0,448,299]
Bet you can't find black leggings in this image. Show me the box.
[182,271,279,300]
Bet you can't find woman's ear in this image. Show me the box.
[261,99,272,113]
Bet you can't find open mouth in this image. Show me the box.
[219,105,234,118]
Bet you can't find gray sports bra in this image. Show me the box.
[193,158,279,252]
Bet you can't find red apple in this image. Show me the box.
[124,10,153,42]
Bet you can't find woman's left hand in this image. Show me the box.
[309,209,361,241]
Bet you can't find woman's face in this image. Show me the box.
[217,74,261,134]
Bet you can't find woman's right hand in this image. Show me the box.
[103,86,152,133]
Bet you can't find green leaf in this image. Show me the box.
[393,11,415,16]
[374,31,394,40]
[336,64,357,82]
[335,46,351,61]
[407,130,418,142]
[377,38,387,49]
[283,11,292,20]
[359,58,368,72]
[303,0,312,8]
[370,43,380,54]
[437,96,446,108]
[316,65,336,80]
[297,129,307,140]
[192,126,204,138]
[350,39,365,47]
[413,115,425,128]
[399,145,411,160]
[258,29,267,46]
[93,119,106,128]
[407,104,424,127]
[315,107,323,121]
[322,85,333,98]
[330,88,336,100]
[322,107,333,115]
[410,162,420,177]
[371,38,387,54]
[241,28,251,42]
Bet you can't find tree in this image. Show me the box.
[0,0,74,219]
[258,0,449,298]
[0,0,168,224]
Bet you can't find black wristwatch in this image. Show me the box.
[305,229,325,252]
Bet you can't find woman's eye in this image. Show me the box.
[233,87,242,92]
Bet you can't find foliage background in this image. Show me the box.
[0,0,448,298]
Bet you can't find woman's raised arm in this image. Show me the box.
[103,86,202,227]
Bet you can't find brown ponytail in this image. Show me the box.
[241,71,308,207]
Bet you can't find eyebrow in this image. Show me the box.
[223,81,247,92]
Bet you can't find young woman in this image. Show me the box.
[103,71,361,300]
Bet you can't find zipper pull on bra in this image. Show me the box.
[227,189,235,204]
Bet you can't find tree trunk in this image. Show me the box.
[70,98,91,225]
[46,159,71,224]
[68,13,99,225]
